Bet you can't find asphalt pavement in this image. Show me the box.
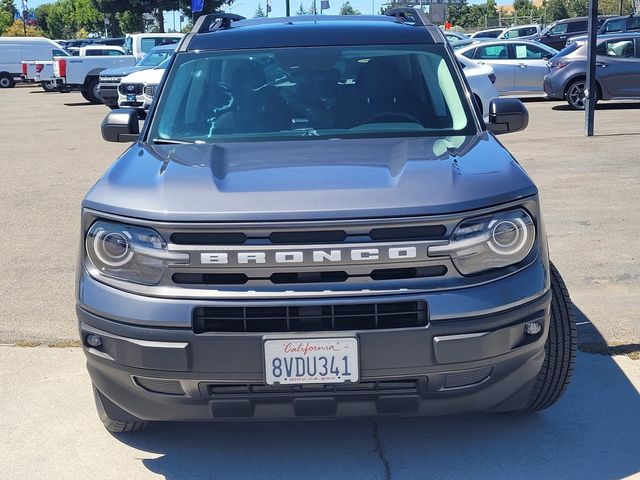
[0,346,638,479]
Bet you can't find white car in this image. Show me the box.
[497,24,542,40]
[457,40,558,96]
[470,28,506,39]
[0,37,67,88]
[117,61,168,114]
[458,55,499,119]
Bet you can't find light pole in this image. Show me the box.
[585,0,598,136]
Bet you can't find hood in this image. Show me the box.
[121,67,165,83]
[84,134,538,222]
[100,64,151,78]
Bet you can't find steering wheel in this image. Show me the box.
[359,112,422,126]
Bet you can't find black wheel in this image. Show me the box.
[84,77,102,104]
[0,72,15,88]
[41,81,56,92]
[80,89,91,102]
[565,79,599,110]
[93,387,153,433]
[521,262,577,412]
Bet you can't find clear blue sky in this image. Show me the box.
[23,0,507,30]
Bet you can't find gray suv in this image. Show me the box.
[79,10,576,432]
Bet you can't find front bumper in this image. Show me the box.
[78,263,551,421]
[98,84,119,107]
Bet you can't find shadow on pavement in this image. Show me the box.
[552,102,640,112]
[115,306,640,480]
[64,102,94,107]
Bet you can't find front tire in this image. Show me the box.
[521,262,577,412]
[41,81,56,92]
[93,387,153,433]
[83,77,102,104]
[565,79,599,110]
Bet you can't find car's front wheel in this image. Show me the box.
[521,262,577,412]
[93,387,153,433]
[566,79,600,110]
[0,72,15,88]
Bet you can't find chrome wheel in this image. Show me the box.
[0,76,12,88]
[567,81,586,110]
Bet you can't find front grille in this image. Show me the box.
[193,300,428,333]
[143,84,157,97]
[118,82,143,95]
[206,378,425,398]
[99,76,122,84]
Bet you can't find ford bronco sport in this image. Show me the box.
[78,10,576,432]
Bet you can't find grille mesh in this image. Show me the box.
[193,301,428,333]
[118,83,143,95]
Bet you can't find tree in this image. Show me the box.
[0,0,15,34]
[296,2,307,14]
[339,1,360,14]
[118,10,145,34]
[254,3,266,17]
[566,0,588,16]
[3,19,45,36]
[543,0,568,22]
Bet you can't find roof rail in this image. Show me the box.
[192,13,246,34]
[384,7,431,26]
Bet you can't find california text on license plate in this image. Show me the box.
[264,338,359,385]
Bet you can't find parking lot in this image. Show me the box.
[1,85,639,479]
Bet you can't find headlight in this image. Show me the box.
[85,220,188,285]
[429,209,535,275]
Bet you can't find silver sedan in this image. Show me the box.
[456,40,558,96]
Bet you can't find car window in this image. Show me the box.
[141,38,157,53]
[626,17,640,31]
[503,29,520,39]
[138,50,171,67]
[461,48,476,59]
[549,23,568,35]
[601,39,635,58]
[107,49,123,56]
[150,45,476,144]
[567,21,588,33]
[52,49,67,57]
[474,30,501,38]
[514,43,549,59]
[602,19,623,33]
[475,44,509,60]
[520,27,538,36]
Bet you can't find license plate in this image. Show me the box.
[127,94,136,101]
[264,338,359,385]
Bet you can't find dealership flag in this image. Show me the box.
[266,0,272,13]
[192,0,204,13]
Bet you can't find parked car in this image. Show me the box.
[99,44,177,109]
[457,40,558,96]
[544,33,640,109]
[117,59,169,115]
[599,13,640,35]
[498,24,541,40]
[52,34,183,103]
[532,16,614,50]
[458,54,499,118]
[84,10,576,432]
[122,33,183,59]
[0,37,67,88]
[469,27,506,39]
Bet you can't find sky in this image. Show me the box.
[22,0,503,31]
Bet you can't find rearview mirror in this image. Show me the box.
[101,109,140,143]
[487,98,529,135]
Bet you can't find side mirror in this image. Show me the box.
[101,109,140,143]
[487,98,529,135]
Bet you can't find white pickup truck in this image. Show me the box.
[22,45,124,92]
[51,33,182,103]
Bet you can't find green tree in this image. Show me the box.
[118,10,145,34]
[339,1,360,14]
[0,0,15,34]
[566,0,588,16]
[543,0,568,22]
[254,3,266,17]
[296,2,307,14]
[598,0,633,14]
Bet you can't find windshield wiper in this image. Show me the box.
[151,137,197,145]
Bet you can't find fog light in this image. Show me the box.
[86,334,103,348]
[524,322,542,335]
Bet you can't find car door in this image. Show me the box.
[472,43,515,94]
[596,38,640,98]
[511,43,553,93]
[542,22,569,50]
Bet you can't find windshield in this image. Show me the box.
[138,49,172,67]
[148,45,475,144]
[551,41,583,60]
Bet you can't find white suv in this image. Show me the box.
[117,60,168,115]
